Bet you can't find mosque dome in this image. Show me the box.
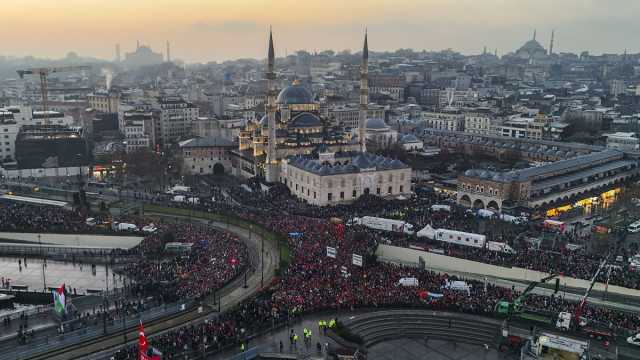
[259,112,281,127]
[277,80,313,105]
[290,112,322,128]
[366,118,390,130]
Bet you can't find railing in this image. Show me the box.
[3,301,192,360]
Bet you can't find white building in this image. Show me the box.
[399,134,424,151]
[494,115,548,140]
[464,113,494,135]
[605,132,639,151]
[423,110,464,132]
[365,118,398,148]
[439,88,478,108]
[328,104,385,129]
[154,96,199,147]
[0,111,18,162]
[179,136,235,175]
[122,110,153,152]
[281,151,412,206]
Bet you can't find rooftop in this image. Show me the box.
[287,151,408,176]
[179,136,235,148]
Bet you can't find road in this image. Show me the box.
[19,214,278,360]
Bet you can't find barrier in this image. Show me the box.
[342,310,502,348]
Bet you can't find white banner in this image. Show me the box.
[352,254,363,267]
[326,246,337,258]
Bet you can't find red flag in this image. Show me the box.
[139,321,148,359]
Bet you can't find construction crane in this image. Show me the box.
[496,273,558,319]
[556,255,610,332]
[17,65,90,124]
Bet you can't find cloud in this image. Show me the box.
[192,20,261,33]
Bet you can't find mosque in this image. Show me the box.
[230,30,412,205]
[510,29,554,65]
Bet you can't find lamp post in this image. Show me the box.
[38,234,46,292]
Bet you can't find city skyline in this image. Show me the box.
[3,0,640,63]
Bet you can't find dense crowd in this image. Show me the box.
[5,189,640,358]
[123,222,248,301]
[225,182,640,290]
[0,202,92,233]
[111,201,640,359]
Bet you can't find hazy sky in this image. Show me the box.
[3,0,640,63]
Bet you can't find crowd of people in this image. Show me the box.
[0,202,92,233]
[123,222,248,301]
[5,186,640,358]
[109,198,640,359]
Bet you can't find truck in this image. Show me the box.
[116,222,139,232]
[496,273,558,323]
[349,216,414,235]
[434,229,486,248]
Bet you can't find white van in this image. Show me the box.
[629,221,640,233]
[556,311,572,331]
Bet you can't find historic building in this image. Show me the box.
[233,30,412,206]
[179,136,235,176]
[457,150,638,212]
[282,151,411,206]
[231,30,359,179]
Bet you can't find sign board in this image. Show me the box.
[398,277,419,287]
[326,246,337,258]
[352,254,363,267]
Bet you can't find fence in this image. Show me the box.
[4,301,192,360]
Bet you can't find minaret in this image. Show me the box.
[533,29,537,41]
[549,29,555,55]
[166,41,171,63]
[115,44,121,63]
[358,30,369,153]
[265,27,279,182]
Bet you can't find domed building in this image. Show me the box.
[365,118,398,148]
[233,34,358,179]
[514,30,548,64]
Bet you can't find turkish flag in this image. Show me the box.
[139,321,149,359]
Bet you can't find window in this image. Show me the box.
[314,192,316,199]
[352,190,357,198]
[376,188,381,195]
[340,179,345,187]
[328,193,333,201]
[388,174,393,182]
[388,186,392,194]
[327,180,333,188]
[399,185,404,192]
[295,184,298,191]
[400,173,405,181]
[340,192,344,199]
[352,177,357,186]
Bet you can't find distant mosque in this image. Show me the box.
[512,29,555,64]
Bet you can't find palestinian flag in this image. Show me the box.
[52,284,65,315]
[139,321,162,360]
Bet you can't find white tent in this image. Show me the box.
[417,224,436,239]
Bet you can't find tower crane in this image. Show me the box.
[17,65,90,125]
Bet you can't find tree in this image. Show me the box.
[126,149,164,179]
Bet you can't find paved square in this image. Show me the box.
[367,338,517,360]
[0,257,124,294]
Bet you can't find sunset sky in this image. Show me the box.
[3,0,639,62]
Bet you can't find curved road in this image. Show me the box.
[23,215,278,360]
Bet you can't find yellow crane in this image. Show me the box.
[17,65,91,124]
